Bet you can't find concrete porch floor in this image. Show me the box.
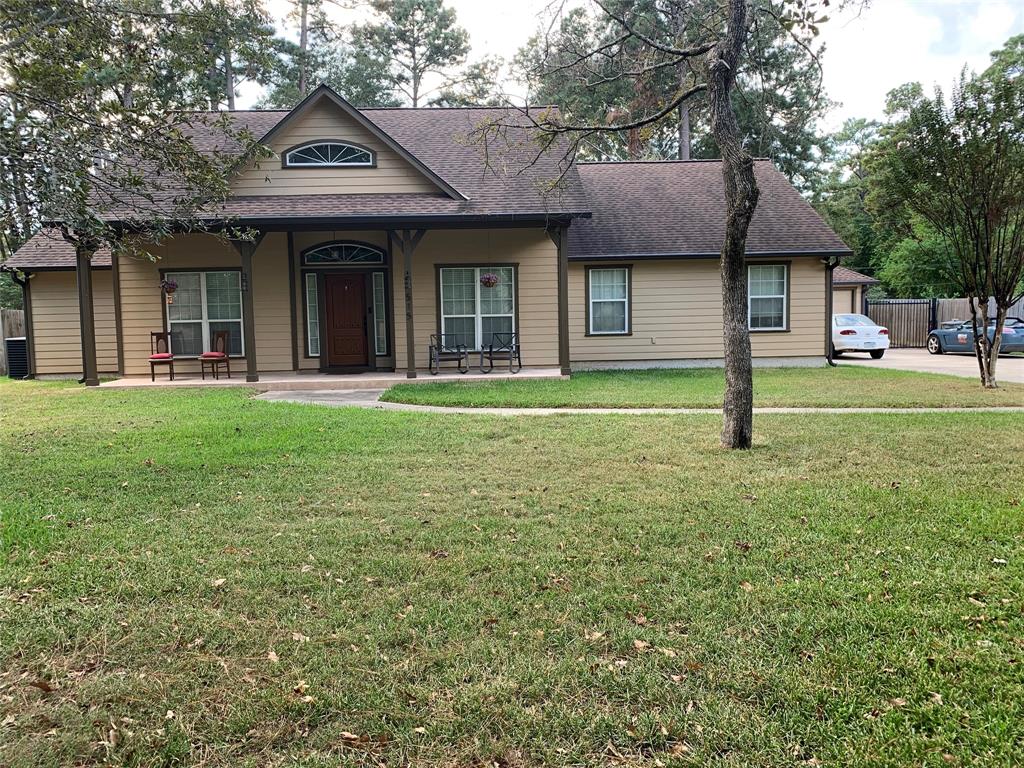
[99,367,566,392]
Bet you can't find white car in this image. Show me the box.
[832,313,890,359]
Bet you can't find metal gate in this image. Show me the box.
[865,299,935,348]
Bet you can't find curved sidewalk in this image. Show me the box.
[256,389,1024,415]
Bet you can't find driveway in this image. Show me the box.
[839,348,1024,384]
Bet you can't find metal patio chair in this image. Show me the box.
[479,332,521,374]
[428,334,470,375]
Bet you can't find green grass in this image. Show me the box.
[2,380,1023,767]
[380,366,1024,409]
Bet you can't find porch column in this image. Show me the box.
[75,244,100,386]
[394,229,426,378]
[232,234,264,383]
[554,226,572,376]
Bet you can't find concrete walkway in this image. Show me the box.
[840,348,1024,383]
[257,389,1024,415]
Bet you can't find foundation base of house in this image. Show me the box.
[572,356,827,371]
[94,367,567,392]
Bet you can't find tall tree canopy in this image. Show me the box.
[514,0,832,190]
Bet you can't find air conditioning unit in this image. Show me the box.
[5,336,29,379]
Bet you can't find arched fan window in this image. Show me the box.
[302,241,385,266]
[283,141,375,168]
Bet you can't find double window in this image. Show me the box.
[588,267,630,335]
[748,264,788,331]
[166,271,243,356]
[439,266,515,350]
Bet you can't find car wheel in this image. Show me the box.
[831,344,843,358]
[926,335,943,355]
[870,350,885,359]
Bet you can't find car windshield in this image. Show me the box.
[834,314,874,326]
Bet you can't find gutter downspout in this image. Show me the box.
[822,255,841,367]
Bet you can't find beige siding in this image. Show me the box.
[832,286,860,314]
[569,257,826,364]
[393,229,560,370]
[119,233,293,376]
[231,101,440,196]
[30,270,118,375]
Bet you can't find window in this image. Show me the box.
[303,241,385,266]
[748,264,788,331]
[372,272,387,356]
[305,273,320,357]
[166,271,243,356]
[284,141,374,168]
[439,266,515,350]
[588,267,630,335]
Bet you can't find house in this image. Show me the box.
[831,266,879,315]
[4,85,850,383]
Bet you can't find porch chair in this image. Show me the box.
[479,332,522,374]
[428,334,469,375]
[149,331,174,381]
[200,330,231,380]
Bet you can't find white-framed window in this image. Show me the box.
[588,267,630,335]
[303,242,385,266]
[166,271,243,356]
[283,141,374,167]
[439,266,515,350]
[305,273,320,357]
[748,263,788,331]
[372,272,387,356]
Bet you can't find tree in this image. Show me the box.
[1,0,268,381]
[351,0,501,107]
[514,0,833,189]
[482,0,846,449]
[868,70,1024,388]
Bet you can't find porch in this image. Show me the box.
[98,366,566,392]
[70,225,571,385]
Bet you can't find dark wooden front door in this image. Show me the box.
[324,273,368,367]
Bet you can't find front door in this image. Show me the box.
[324,273,368,368]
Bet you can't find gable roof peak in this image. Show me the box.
[260,83,468,201]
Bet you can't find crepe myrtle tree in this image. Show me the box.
[476,0,856,449]
[868,71,1024,388]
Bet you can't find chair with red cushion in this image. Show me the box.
[200,330,231,380]
[149,331,174,381]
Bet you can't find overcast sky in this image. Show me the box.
[246,0,1024,131]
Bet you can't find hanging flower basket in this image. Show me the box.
[160,278,177,305]
[479,272,500,288]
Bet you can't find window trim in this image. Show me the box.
[159,267,245,358]
[304,272,320,358]
[282,139,377,169]
[585,264,633,337]
[301,240,386,267]
[434,263,519,352]
[747,261,791,333]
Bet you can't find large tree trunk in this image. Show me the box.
[225,48,236,110]
[707,0,759,450]
[678,102,691,161]
[298,0,309,96]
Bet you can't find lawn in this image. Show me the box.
[2,380,1023,767]
[380,365,1024,409]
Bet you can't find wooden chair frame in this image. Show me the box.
[149,331,174,381]
[200,330,232,380]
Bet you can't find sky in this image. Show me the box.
[245,0,1024,131]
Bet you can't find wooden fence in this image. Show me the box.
[0,308,26,375]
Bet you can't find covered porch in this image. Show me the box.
[72,222,572,386]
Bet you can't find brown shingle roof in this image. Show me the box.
[3,232,111,270]
[568,160,851,259]
[833,266,879,285]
